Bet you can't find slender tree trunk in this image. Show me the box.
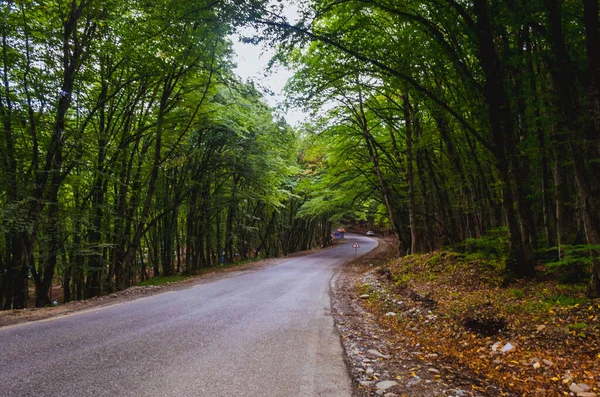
[403,93,417,254]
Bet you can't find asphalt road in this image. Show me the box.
[0,234,377,397]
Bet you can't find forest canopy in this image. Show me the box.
[1,0,600,308]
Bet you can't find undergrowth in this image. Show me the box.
[136,257,265,287]
[137,275,189,286]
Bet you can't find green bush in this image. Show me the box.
[453,227,510,261]
[546,245,600,283]
[543,294,588,307]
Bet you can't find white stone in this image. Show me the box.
[385,312,397,317]
[501,342,516,353]
[375,380,398,390]
[360,294,370,299]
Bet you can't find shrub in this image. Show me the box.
[546,245,600,283]
[453,227,510,261]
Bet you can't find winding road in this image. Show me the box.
[0,234,377,397]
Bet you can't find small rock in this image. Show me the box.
[406,378,421,387]
[366,367,375,375]
[385,312,397,317]
[577,393,597,397]
[384,393,398,397]
[359,380,375,386]
[427,368,440,374]
[367,349,390,359]
[501,342,516,353]
[450,390,468,397]
[533,362,541,369]
[536,324,546,332]
[542,359,553,367]
[577,384,591,392]
[570,383,590,393]
[360,294,370,299]
[376,390,385,396]
[491,341,502,352]
[375,380,398,390]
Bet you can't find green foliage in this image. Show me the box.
[138,275,189,287]
[453,228,510,262]
[543,295,588,307]
[566,322,588,331]
[546,245,600,283]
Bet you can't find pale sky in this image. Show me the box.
[230,5,307,126]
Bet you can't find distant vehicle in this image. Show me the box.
[366,230,375,236]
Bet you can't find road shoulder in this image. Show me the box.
[330,238,490,397]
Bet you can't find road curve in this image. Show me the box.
[0,234,377,397]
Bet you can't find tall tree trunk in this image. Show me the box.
[403,93,417,254]
[117,74,175,289]
[545,0,600,295]
[473,0,535,277]
[582,0,600,296]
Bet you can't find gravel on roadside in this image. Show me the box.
[330,238,497,397]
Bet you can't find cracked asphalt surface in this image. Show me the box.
[0,234,377,397]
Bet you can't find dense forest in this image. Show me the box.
[261,0,600,295]
[0,0,332,309]
[1,0,599,309]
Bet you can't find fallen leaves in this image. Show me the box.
[359,250,600,396]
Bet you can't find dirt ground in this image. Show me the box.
[330,238,502,397]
